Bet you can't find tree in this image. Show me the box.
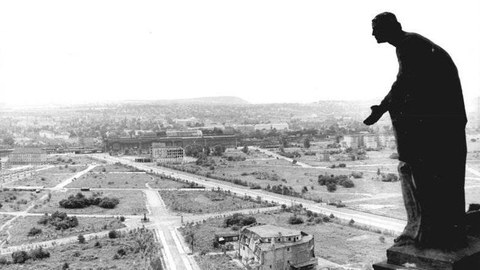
[185,144,204,158]
[212,145,226,156]
[279,136,288,148]
[288,215,304,224]
[224,213,256,228]
[327,182,337,192]
[303,137,311,149]
[29,247,50,260]
[78,234,86,244]
[203,146,211,156]
[28,227,42,237]
[12,251,29,264]
[340,179,355,188]
[108,230,118,239]
[2,136,14,146]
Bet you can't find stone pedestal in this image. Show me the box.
[373,237,480,270]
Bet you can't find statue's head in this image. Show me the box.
[372,12,402,44]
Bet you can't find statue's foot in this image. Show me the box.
[393,234,415,247]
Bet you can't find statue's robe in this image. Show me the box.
[378,32,467,248]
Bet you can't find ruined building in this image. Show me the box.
[239,224,317,270]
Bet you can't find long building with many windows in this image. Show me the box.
[7,148,47,165]
[105,134,238,155]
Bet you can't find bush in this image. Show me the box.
[108,230,118,239]
[117,248,127,257]
[38,211,79,230]
[98,197,120,209]
[62,262,70,269]
[382,173,399,182]
[288,215,304,225]
[119,216,125,222]
[59,192,119,209]
[11,251,29,264]
[319,174,354,190]
[249,183,261,189]
[78,234,85,244]
[224,214,256,228]
[326,182,337,192]
[340,179,354,188]
[0,257,9,265]
[350,172,363,179]
[29,247,50,260]
[27,227,42,237]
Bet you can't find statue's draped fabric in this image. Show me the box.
[379,32,467,247]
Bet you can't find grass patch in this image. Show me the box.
[0,227,162,270]
[165,155,402,203]
[5,166,87,188]
[195,254,243,270]
[159,190,273,214]
[0,214,13,227]
[182,209,393,267]
[91,164,141,173]
[66,172,187,189]
[30,190,147,215]
[0,190,42,212]
[50,154,98,165]
[179,221,237,254]
[4,215,125,247]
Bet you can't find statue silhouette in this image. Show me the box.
[364,12,468,249]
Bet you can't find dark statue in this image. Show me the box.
[364,12,468,249]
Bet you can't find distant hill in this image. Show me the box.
[153,96,250,105]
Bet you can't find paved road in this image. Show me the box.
[0,164,199,270]
[251,146,313,168]
[50,164,98,190]
[91,154,406,235]
[144,187,196,270]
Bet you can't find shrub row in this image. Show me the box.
[38,211,79,230]
[59,192,119,209]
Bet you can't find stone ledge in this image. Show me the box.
[374,237,480,270]
[373,261,422,270]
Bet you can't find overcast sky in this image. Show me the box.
[0,0,479,109]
